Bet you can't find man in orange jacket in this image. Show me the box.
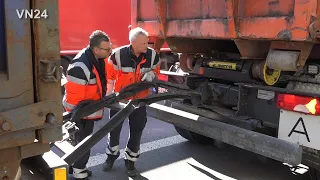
[63,30,112,180]
[103,27,161,177]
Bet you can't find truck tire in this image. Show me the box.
[309,168,320,180]
[174,126,212,144]
[256,154,270,164]
[213,139,227,149]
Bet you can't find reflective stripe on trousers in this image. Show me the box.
[106,106,147,162]
[124,147,140,162]
[106,144,119,155]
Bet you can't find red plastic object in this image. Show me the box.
[158,74,169,81]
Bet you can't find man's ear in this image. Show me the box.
[93,47,98,53]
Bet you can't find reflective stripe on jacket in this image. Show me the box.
[106,45,161,100]
[63,47,106,120]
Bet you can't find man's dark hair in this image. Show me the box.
[89,30,110,49]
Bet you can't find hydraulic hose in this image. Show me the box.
[62,101,137,165]
[61,80,201,165]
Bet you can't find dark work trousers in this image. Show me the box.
[106,105,147,162]
[73,119,95,169]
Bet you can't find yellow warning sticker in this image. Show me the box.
[208,61,237,70]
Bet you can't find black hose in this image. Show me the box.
[63,101,137,165]
[67,80,193,123]
[61,80,201,165]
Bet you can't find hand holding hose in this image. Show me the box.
[141,71,156,82]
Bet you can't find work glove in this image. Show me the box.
[141,71,156,82]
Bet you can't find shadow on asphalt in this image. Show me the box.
[84,108,311,180]
[20,158,46,180]
[86,138,311,180]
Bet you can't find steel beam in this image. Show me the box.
[111,102,303,166]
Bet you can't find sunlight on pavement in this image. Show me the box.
[85,131,308,180]
[136,158,237,180]
[87,134,238,179]
[283,163,309,175]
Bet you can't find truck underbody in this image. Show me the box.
[155,41,320,177]
[57,39,320,180]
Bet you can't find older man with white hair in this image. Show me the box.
[102,27,161,177]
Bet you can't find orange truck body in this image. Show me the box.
[133,0,318,40]
[131,0,320,63]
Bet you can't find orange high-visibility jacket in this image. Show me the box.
[63,47,107,120]
[106,45,161,100]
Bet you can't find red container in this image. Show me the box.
[59,0,131,55]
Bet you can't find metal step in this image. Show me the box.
[53,141,74,155]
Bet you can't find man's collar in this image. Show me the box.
[128,45,134,56]
[86,46,102,61]
[129,45,145,58]
[87,45,94,56]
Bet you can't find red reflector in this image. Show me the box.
[276,94,320,115]
[158,74,168,81]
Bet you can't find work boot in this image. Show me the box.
[86,169,92,177]
[103,154,120,171]
[72,169,92,180]
[69,167,92,176]
[72,177,89,180]
[124,159,139,177]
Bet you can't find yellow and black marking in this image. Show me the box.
[208,61,237,70]
[262,61,281,86]
[53,167,67,180]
